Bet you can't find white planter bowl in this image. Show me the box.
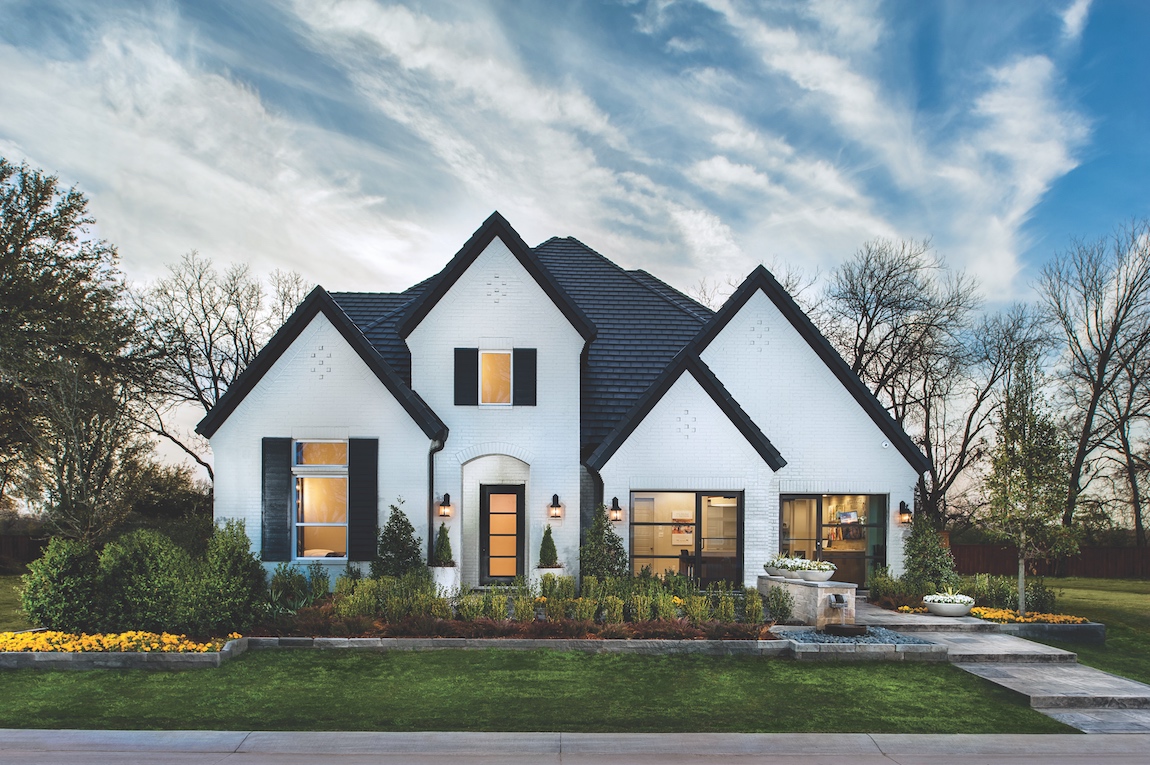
[781,569,803,580]
[764,566,782,577]
[798,570,834,582]
[924,601,973,617]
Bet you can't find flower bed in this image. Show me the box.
[0,630,241,653]
[969,608,1088,625]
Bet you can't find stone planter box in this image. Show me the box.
[0,637,248,671]
[757,575,857,630]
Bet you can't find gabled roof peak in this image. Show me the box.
[396,212,596,343]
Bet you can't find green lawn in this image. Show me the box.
[1036,577,1150,685]
[0,649,1071,732]
[0,575,31,632]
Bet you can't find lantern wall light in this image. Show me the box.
[549,494,563,519]
[898,501,912,525]
[609,497,623,522]
[439,493,452,517]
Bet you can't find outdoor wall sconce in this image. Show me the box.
[898,501,912,525]
[549,494,563,519]
[438,493,452,517]
[609,497,623,522]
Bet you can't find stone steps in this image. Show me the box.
[921,632,1078,663]
[958,663,1150,709]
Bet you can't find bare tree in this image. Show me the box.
[1038,221,1150,527]
[135,253,311,480]
[1095,341,1150,546]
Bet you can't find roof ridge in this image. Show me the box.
[628,268,713,321]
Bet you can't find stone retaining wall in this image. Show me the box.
[999,622,1106,646]
[0,636,248,670]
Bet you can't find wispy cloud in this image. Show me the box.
[1060,0,1092,41]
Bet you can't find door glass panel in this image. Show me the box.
[486,491,519,581]
[490,536,517,557]
[489,514,517,535]
[489,558,517,577]
[780,498,817,559]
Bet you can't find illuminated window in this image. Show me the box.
[293,441,348,559]
[480,351,512,405]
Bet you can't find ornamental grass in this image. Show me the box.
[0,630,242,653]
[969,607,1088,624]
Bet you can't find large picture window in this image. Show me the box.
[630,491,743,586]
[293,441,348,559]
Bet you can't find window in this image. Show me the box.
[480,351,512,405]
[293,441,348,559]
[630,491,743,586]
[454,348,536,406]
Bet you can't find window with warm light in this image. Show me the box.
[480,351,512,405]
[293,441,348,559]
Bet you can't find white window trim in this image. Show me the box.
[478,349,513,408]
[292,440,349,561]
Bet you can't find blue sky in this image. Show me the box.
[1,0,1146,302]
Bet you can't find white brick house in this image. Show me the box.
[198,213,928,588]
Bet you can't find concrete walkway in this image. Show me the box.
[859,601,1150,733]
[2,730,1150,764]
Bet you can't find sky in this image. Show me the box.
[1,0,1147,304]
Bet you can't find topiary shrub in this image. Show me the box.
[902,513,959,593]
[192,519,266,634]
[19,537,102,632]
[372,499,424,578]
[538,524,559,568]
[98,530,194,633]
[432,522,454,567]
[579,503,628,580]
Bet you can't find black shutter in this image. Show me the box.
[347,438,379,561]
[454,348,479,405]
[261,437,292,562]
[513,348,537,406]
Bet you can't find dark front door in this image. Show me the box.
[480,484,525,584]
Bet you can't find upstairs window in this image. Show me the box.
[481,351,512,405]
[455,348,536,406]
[293,440,348,559]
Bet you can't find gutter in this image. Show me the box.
[427,438,446,564]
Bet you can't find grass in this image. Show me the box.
[0,649,1072,733]
[1034,577,1150,685]
[0,574,32,632]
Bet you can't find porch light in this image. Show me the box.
[439,493,452,517]
[898,501,912,525]
[609,497,623,522]
[549,494,563,519]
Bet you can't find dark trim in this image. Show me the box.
[691,265,930,474]
[347,438,379,561]
[586,352,786,472]
[427,438,445,564]
[196,286,448,441]
[397,212,596,343]
[260,438,292,562]
[479,484,526,585]
[512,348,537,406]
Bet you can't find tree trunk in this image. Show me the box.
[1017,553,1027,616]
[1119,430,1147,547]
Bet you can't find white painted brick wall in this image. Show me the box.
[407,238,585,585]
[211,312,431,575]
[599,373,776,588]
[700,289,919,576]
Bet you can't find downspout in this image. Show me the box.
[427,438,445,564]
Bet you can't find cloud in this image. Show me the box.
[1060,0,1092,41]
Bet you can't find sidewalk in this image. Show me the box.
[1,730,1150,764]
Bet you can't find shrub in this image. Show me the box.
[579,504,628,580]
[541,573,576,601]
[19,538,102,632]
[684,594,710,624]
[764,586,795,624]
[98,530,194,633]
[269,563,310,611]
[653,591,678,621]
[372,499,424,578]
[307,562,330,602]
[538,524,559,568]
[544,596,569,622]
[512,594,536,623]
[961,573,1058,613]
[332,577,385,618]
[457,593,484,621]
[431,522,454,567]
[715,590,736,624]
[482,587,508,620]
[629,593,653,621]
[194,520,266,634]
[572,596,597,621]
[601,595,624,624]
[903,513,959,593]
[743,589,764,624]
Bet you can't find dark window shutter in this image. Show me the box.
[347,438,379,561]
[454,348,479,405]
[513,348,537,406]
[261,437,292,562]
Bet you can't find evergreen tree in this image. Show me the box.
[371,499,424,578]
[985,351,1078,614]
[538,523,559,568]
[579,504,628,580]
[431,522,454,567]
[902,511,959,593]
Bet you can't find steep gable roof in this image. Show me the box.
[586,351,786,472]
[692,265,930,474]
[397,212,596,343]
[196,286,447,441]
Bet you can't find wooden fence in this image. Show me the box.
[0,535,47,565]
[951,544,1150,579]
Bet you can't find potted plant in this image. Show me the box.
[922,588,975,617]
[537,524,562,569]
[429,522,459,593]
[798,559,837,582]
[764,554,788,577]
[776,557,804,580]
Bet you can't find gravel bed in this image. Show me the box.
[787,626,931,645]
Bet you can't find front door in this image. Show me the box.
[480,484,525,584]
